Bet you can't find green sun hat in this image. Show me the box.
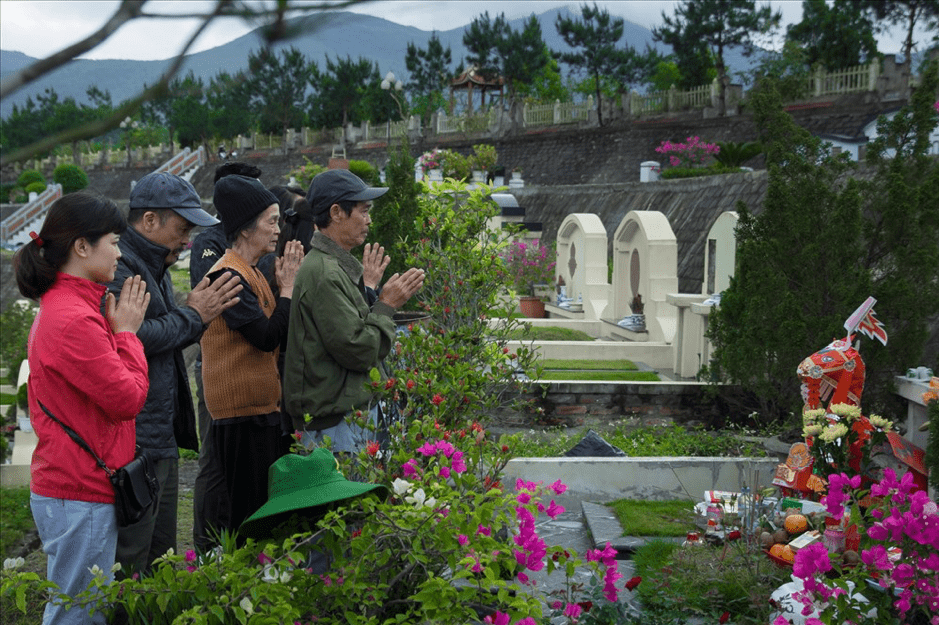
[240,449,385,537]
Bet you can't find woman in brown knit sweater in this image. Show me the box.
[201,175,303,535]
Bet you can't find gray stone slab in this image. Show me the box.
[582,500,684,554]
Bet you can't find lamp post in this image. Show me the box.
[381,71,405,120]
[119,116,139,167]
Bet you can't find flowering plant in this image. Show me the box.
[802,403,892,477]
[654,136,720,168]
[500,239,557,297]
[780,468,939,625]
[288,156,328,188]
[418,148,442,175]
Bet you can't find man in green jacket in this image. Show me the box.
[283,169,424,452]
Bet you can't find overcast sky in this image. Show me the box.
[0,1,925,62]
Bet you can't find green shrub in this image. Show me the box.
[53,163,89,194]
[714,141,762,167]
[438,149,471,181]
[16,170,44,189]
[0,302,37,386]
[370,140,421,278]
[0,183,17,202]
[23,182,45,195]
[287,157,327,189]
[347,160,380,186]
[16,385,27,411]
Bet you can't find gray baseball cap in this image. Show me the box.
[308,169,388,215]
[129,172,218,227]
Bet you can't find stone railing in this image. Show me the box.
[524,97,593,127]
[1,184,62,243]
[810,61,880,97]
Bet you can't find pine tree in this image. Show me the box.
[653,0,780,115]
[708,62,939,423]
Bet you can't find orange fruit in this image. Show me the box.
[785,514,808,534]
[770,543,795,563]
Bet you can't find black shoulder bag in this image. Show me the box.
[38,401,159,527]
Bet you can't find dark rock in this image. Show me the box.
[564,429,626,457]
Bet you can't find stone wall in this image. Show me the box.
[495,381,719,429]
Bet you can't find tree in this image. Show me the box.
[707,64,939,423]
[498,15,551,102]
[168,72,208,150]
[462,11,507,83]
[405,32,452,123]
[861,0,939,62]
[555,3,638,125]
[653,0,781,115]
[246,46,310,142]
[371,140,422,278]
[309,55,380,129]
[206,70,254,142]
[514,56,571,102]
[787,0,879,70]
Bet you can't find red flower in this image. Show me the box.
[406,379,415,389]
[384,378,396,390]
[577,601,593,612]
[431,393,444,406]
[625,576,642,591]
[351,528,362,538]
[501,444,509,452]
[719,611,730,624]
[726,530,741,541]
[366,441,380,456]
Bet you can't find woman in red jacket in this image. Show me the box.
[14,192,151,625]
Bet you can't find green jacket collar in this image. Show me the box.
[311,231,363,284]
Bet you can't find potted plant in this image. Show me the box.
[501,239,556,318]
[418,148,443,181]
[470,144,497,182]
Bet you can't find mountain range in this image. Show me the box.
[0,7,764,119]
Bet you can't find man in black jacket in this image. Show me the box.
[109,171,242,576]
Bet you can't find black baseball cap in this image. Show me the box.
[308,169,388,215]
[129,172,218,227]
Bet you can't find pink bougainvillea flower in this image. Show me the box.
[516,492,531,504]
[545,500,565,519]
[457,534,468,546]
[483,611,510,625]
[563,603,582,619]
[477,524,492,536]
[402,458,418,477]
[258,553,273,565]
[185,550,197,563]
[515,478,539,492]
[439,466,451,478]
[549,479,567,495]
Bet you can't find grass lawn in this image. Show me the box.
[538,370,660,381]
[539,359,638,370]
[608,499,697,537]
[504,327,595,341]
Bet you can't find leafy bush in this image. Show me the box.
[469,143,498,171]
[0,183,18,202]
[287,157,327,190]
[53,163,89,194]
[0,487,32,558]
[15,170,44,189]
[23,182,45,195]
[347,160,379,186]
[713,141,762,167]
[0,302,36,386]
[16,385,27,411]
[438,149,471,181]
[499,239,556,297]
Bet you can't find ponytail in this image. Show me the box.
[14,192,126,300]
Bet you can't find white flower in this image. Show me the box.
[406,488,427,507]
[110,562,122,573]
[424,496,437,508]
[240,597,254,615]
[803,424,824,438]
[819,423,849,443]
[88,564,104,578]
[3,557,24,570]
[392,478,412,496]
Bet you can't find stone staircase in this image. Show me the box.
[1,364,35,487]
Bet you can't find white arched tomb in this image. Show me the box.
[611,211,677,343]
[551,213,610,320]
[702,211,738,295]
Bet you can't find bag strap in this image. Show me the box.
[37,400,114,477]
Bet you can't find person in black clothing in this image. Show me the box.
[190,161,261,551]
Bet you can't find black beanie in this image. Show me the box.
[213,175,279,237]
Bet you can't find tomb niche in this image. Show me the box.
[551,213,610,320]
[609,211,678,343]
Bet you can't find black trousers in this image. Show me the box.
[212,414,290,538]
